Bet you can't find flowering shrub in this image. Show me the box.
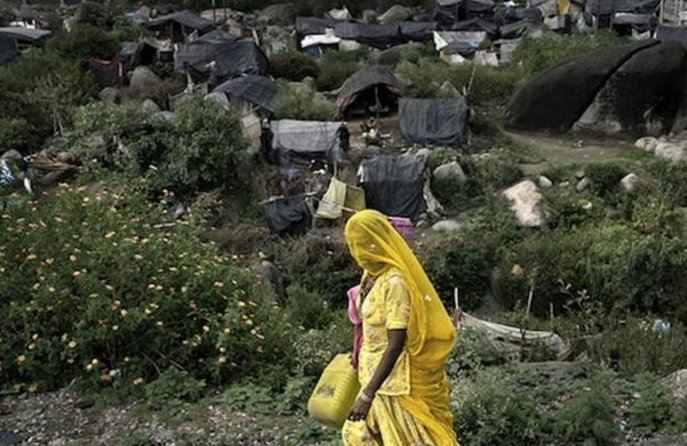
[0,176,297,391]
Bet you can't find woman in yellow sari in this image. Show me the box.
[342,210,459,446]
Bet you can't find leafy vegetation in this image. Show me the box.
[274,81,337,121]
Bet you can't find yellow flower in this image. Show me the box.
[245,319,253,327]
[68,341,77,349]
[202,325,210,333]
[218,356,227,364]
[120,309,128,317]
[219,347,226,353]
[213,281,224,288]
[28,384,37,393]
[32,333,39,340]
[73,271,81,277]
[182,287,189,294]
[134,254,143,261]
[237,301,246,308]
[28,343,35,350]
[86,364,93,372]
[145,309,152,315]
[104,231,116,239]
[69,255,77,262]
[26,254,37,261]
[223,328,231,335]
[156,321,163,327]
[105,284,114,291]
[45,258,54,265]
[61,333,69,342]
[16,355,26,364]
[133,378,144,386]
[112,325,119,331]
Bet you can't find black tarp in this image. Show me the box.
[120,41,156,73]
[270,120,344,167]
[146,10,215,34]
[265,195,312,237]
[500,20,534,39]
[296,16,339,35]
[0,27,51,47]
[466,0,496,13]
[334,22,401,49]
[400,97,470,146]
[175,39,269,85]
[451,17,499,35]
[337,64,404,115]
[585,0,659,15]
[504,7,543,25]
[441,40,479,56]
[612,13,654,31]
[360,154,428,221]
[657,24,687,46]
[0,34,17,67]
[400,21,438,41]
[212,75,278,113]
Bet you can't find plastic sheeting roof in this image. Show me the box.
[212,75,278,113]
[337,64,404,101]
[399,97,470,146]
[296,16,339,36]
[434,31,487,51]
[334,22,401,49]
[0,27,51,43]
[175,39,268,84]
[271,119,344,166]
[146,10,215,33]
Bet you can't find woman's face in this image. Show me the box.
[346,222,388,275]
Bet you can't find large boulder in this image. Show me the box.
[257,3,296,26]
[378,5,413,24]
[664,369,687,399]
[574,42,687,135]
[433,161,466,182]
[129,67,162,100]
[503,180,547,228]
[506,40,656,133]
[654,141,687,162]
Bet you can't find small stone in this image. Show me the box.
[635,136,658,153]
[510,263,524,277]
[620,173,640,193]
[575,170,586,180]
[538,175,553,189]
[559,181,570,188]
[576,177,591,192]
[431,220,461,233]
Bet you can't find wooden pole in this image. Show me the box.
[526,287,534,319]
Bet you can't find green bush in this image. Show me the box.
[274,81,337,121]
[447,328,510,376]
[0,118,41,153]
[292,310,351,378]
[0,176,297,391]
[452,367,545,446]
[286,284,334,330]
[586,162,628,200]
[627,374,677,436]
[545,188,605,230]
[315,49,366,92]
[551,376,619,446]
[48,24,120,69]
[588,319,687,376]
[144,367,206,409]
[270,51,320,82]
[647,161,687,207]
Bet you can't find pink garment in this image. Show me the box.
[347,285,363,369]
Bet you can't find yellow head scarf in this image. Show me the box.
[344,210,457,370]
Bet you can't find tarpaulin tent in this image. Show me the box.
[175,39,268,85]
[0,27,51,48]
[334,22,401,49]
[120,41,156,73]
[146,10,215,37]
[612,13,654,32]
[657,24,687,45]
[399,97,470,146]
[359,154,428,221]
[89,53,121,87]
[434,30,487,51]
[296,16,339,36]
[265,195,312,237]
[586,0,659,15]
[500,20,535,39]
[270,119,345,167]
[212,75,279,114]
[0,34,17,67]
[400,21,438,41]
[337,64,404,116]
[451,18,499,35]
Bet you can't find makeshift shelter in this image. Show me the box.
[146,10,215,41]
[175,39,268,86]
[265,195,312,237]
[451,18,499,36]
[434,30,487,52]
[400,21,438,42]
[0,34,17,67]
[334,22,401,49]
[296,16,339,36]
[399,97,470,146]
[337,65,404,117]
[212,75,279,115]
[89,53,121,87]
[270,120,345,167]
[0,27,51,48]
[120,41,156,74]
[358,154,429,221]
[315,177,366,220]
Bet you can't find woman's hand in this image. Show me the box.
[347,397,372,422]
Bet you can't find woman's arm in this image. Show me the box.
[347,329,406,422]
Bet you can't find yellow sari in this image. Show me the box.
[342,210,459,446]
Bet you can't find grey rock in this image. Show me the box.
[99,87,120,104]
[621,173,640,193]
[538,175,553,189]
[433,161,466,182]
[378,5,413,24]
[635,136,659,152]
[654,141,687,163]
[129,67,162,100]
[141,99,161,113]
[575,169,586,179]
[432,220,461,233]
[576,177,591,192]
[664,369,687,399]
[1,149,23,162]
[503,180,547,227]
